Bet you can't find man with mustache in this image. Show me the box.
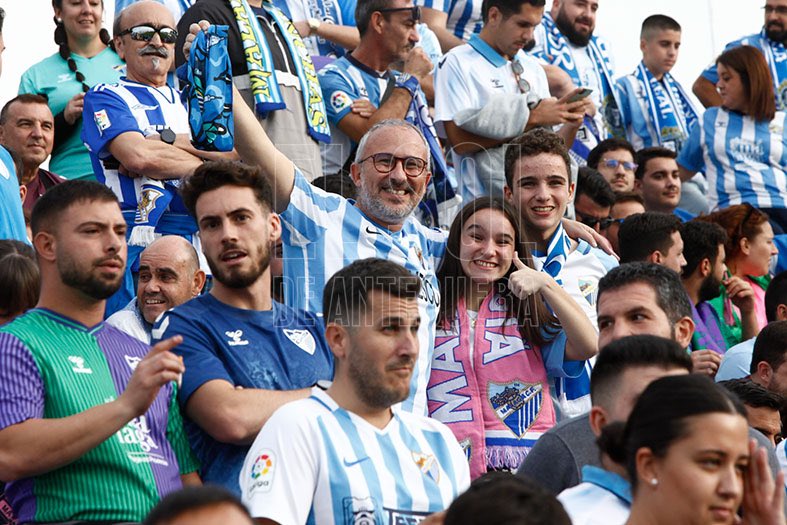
[81,0,235,316]
[0,95,65,213]
[107,235,206,344]
[530,0,621,164]
[239,258,470,524]
[152,160,334,495]
[0,180,199,523]
[693,0,787,111]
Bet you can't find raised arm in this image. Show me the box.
[0,337,184,481]
[508,254,598,361]
[184,21,296,213]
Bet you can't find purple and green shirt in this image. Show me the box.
[0,308,198,523]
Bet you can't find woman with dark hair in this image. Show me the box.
[426,197,597,479]
[18,0,123,181]
[599,374,784,525]
[0,240,39,325]
[696,204,779,346]
[678,45,787,232]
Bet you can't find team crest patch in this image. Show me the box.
[283,329,316,355]
[578,278,597,306]
[93,109,111,136]
[135,187,165,224]
[330,91,353,112]
[249,450,275,493]
[488,381,543,437]
[124,355,142,370]
[411,451,440,483]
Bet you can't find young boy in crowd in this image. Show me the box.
[615,15,698,153]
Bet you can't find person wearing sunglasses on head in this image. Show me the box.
[586,137,637,193]
[435,0,590,202]
[574,166,615,234]
[81,0,238,317]
[19,0,124,182]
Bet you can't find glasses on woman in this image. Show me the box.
[601,159,638,171]
[118,24,179,44]
[359,153,428,177]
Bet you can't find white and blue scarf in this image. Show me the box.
[633,61,698,151]
[229,0,331,143]
[531,222,571,287]
[538,13,623,140]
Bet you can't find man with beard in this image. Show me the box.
[435,0,589,200]
[530,0,621,164]
[107,235,206,344]
[717,271,787,381]
[82,0,236,316]
[0,180,199,524]
[693,0,787,110]
[680,220,735,360]
[152,160,333,495]
[239,258,469,524]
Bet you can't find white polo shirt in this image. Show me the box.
[435,34,550,200]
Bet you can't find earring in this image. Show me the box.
[650,478,658,487]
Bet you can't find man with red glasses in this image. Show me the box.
[82,0,235,316]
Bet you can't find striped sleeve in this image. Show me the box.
[165,382,200,475]
[0,332,45,430]
[677,120,705,173]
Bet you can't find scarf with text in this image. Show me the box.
[229,0,330,142]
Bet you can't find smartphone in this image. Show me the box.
[566,88,593,103]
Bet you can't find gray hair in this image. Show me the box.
[354,119,430,165]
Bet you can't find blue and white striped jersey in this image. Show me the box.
[415,0,482,43]
[240,388,470,525]
[82,78,195,230]
[281,171,447,415]
[677,107,787,211]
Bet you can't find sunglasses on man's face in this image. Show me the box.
[577,212,617,230]
[118,24,178,44]
[377,6,421,22]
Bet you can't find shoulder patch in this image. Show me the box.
[94,109,112,136]
[330,91,353,112]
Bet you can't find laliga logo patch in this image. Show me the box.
[330,91,352,112]
[488,381,543,437]
[135,187,165,224]
[94,109,111,136]
[283,329,316,355]
[249,451,275,493]
[411,451,440,483]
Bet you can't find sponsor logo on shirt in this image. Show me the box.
[93,109,111,136]
[331,91,353,112]
[729,137,766,164]
[116,415,170,466]
[131,103,159,112]
[57,73,74,83]
[226,330,249,346]
[491,79,504,89]
[283,329,316,355]
[68,355,93,374]
[342,497,377,525]
[249,451,275,493]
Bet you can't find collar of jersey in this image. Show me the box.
[346,53,395,80]
[33,307,105,334]
[581,465,632,504]
[310,387,400,434]
[468,34,507,68]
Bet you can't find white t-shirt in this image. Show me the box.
[240,388,470,525]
